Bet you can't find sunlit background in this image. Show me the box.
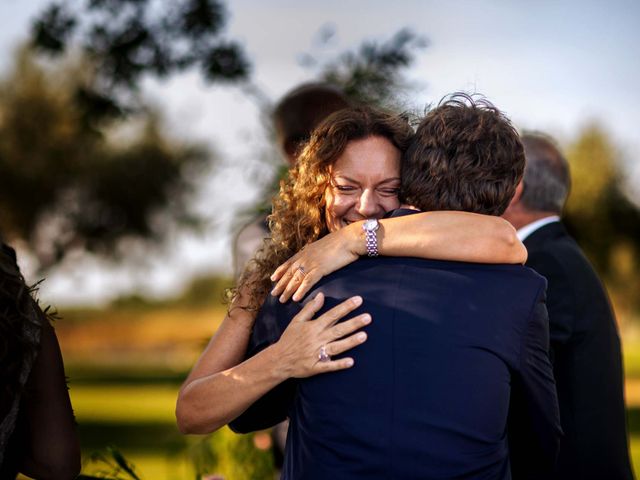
[2,0,639,478]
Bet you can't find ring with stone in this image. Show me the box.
[318,345,331,362]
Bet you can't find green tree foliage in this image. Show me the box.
[0,48,209,270]
[30,0,250,120]
[302,27,428,110]
[563,124,640,310]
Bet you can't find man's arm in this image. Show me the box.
[509,284,562,479]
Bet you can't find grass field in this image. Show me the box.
[68,385,640,479]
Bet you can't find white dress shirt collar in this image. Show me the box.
[516,215,561,241]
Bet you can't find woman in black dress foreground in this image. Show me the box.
[0,242,80,479]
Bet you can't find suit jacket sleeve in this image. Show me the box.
[228,296,297,434]
[509,283,563,478]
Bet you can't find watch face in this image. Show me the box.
[363,219,379,232]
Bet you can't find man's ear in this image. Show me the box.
[508,180,524,208]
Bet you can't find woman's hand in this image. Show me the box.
[270,292,370,378]
[271,223,362,303]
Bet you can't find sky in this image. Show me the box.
[1,0,639,305]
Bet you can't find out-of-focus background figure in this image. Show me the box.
[1,0,639,478]
[233,82,350,279]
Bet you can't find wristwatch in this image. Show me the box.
[362,219,380,257]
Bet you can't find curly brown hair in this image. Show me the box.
[234,106,414,311]
[401,93,525,216]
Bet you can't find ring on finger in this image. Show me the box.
[297,265,306,277]
[318,345,331,362]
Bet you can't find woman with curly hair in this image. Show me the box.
[0,243,80,479]
[176,106,526,434]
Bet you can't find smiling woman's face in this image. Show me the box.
[323,135,402,233]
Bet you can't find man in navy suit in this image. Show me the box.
[503,133,633,479]
[232,96,562,479]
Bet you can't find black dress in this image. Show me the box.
[0,243,80,479]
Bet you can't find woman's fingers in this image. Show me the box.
[315,357,355,373]
[290,292,325,323]
[271,257,295,283]
[290,270,323,302]
[278,267,304,303]
[328,313,371,340]
[271,264,297,297]
[312,328,370,374]
[317,296,363,328]
[325,331,368,357]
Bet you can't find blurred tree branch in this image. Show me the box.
[30,0,251,121]
[302,27,428,110]
[0,48,209,271]
[0,0,250,272]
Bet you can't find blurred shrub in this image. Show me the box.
[564,123,640,313]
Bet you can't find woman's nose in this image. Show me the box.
[357,189,380,217]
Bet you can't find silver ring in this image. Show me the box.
[318,345,331,362]
[297,265,306,277]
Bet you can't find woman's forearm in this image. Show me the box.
[346,211,526,264]
[176,343,289,434]
[176,288,262,434]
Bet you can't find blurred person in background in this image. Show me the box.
[176,106,527,441]
[0,242,80,479]
[233,82,351,279]
[503,133,633,479]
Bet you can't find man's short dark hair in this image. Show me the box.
[519,133,570,214]
[401,93,525,216]
[273,83,350,158]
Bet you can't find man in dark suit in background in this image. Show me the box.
[232,96,562,479]
[503,133,633,479]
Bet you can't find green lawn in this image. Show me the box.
[71,385,178,423]
[69,384,274,480]
[67,383,640,479]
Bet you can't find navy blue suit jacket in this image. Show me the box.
[231,233,561,480]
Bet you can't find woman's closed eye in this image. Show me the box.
[333,184,400,197]
[333,184,359,194]
[378,187,400,197]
